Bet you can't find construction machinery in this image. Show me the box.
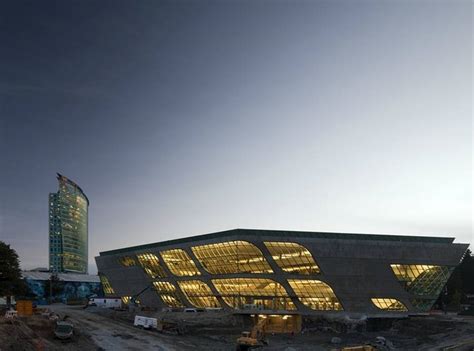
[130,284,153,306]
[338,346,377,351]
[236,316,268,350]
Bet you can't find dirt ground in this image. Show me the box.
[0,313,97,351]
[1,305,473,351]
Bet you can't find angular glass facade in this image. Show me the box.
[49,174,89,273]
[390,264,452,311]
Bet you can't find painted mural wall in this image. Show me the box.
[25,278,103,304]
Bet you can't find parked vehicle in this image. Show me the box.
[87,298,122,308]
[134,315,158,330]
[4,310,17,319]
[184,308,197,313]
[205,307,222,312]
[54,321,74,340]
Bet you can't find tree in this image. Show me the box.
[0,241,28,306]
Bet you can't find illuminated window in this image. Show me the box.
[390,264,451,296]
[177,280,220,308]
[192,241,273,274]
[99,274,115,295]
[121,296,140,305]
[160,249,201,276]
[153,281,184,308]
[264,242,320,274]
[118,256,137,267]
[288,279,342,311]
[137,253,167,278]
[212,278,295,310]
[121,296,130,304]
[371,298,407,311]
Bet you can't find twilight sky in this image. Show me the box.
[0,0,472,274]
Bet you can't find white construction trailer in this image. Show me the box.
[88,297,122,308]
[134,315,158,330]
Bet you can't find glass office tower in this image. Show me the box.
[49,173,89,273]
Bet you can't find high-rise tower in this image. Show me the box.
[49,173,89,273]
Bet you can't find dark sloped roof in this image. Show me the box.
[99,228,455,256]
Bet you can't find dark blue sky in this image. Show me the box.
[0,0,472,273]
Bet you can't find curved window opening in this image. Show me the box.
[192,241,273,274]
[160,249,201,276]
[288,279,342,311]
[153,281,184,308]
[371,298,407,311]
[264,241,320,274]
[137,253,167,278]
[177,280,220,308]
[212,278,295,311]
[118,256,136,267]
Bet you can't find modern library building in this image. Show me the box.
[95,228,468,317]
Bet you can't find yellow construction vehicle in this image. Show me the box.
[236,316,268,351]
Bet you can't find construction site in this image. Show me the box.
[3,228,472,350]
[1,301,474,350]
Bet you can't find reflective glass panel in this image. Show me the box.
[160,249,201,276]
[49,175,88,273]
[192,241,273,274]
[390,264,451,296]
[264,242,320,274]
[212,278,295,310]
[288,279,343,311]
[137,253,167,278]
[177,280,220,308]
[99,274,115,295]
[371,298,408,311]
[153,281,184,308]
[410,298,436,311]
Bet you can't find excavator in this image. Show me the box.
[236,316,268,351]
